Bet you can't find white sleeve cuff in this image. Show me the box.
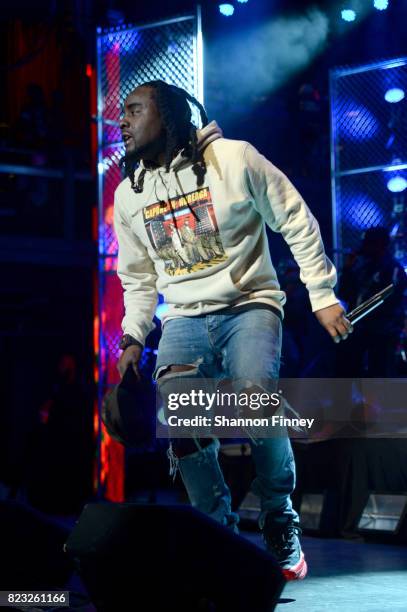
[309,289,339,313]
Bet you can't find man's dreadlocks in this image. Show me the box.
[120,80,209,194]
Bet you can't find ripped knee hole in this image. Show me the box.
[157,364,196,380]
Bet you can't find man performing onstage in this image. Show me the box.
[114,80,352,580]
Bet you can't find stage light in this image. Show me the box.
[390,222,399,238]
[237,0,248,3]
[341,9,356,22]
[384,88,405,103]
[373,0,389,10]
[387,176,407,193]
[219,4,235,16]
[342,106,378,141]
[347,194,384,230]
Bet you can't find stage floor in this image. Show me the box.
[243,532,407,612]
[66,528,407,611]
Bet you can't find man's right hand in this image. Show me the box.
[117,345,143,379]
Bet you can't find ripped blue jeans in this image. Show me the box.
[153,307,299,531]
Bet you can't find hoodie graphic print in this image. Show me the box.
[142,186,227,276]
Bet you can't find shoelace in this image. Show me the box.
[266,524,302,555]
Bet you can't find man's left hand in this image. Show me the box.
[314,303,353,343]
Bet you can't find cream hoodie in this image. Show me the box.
[113,121,338,346]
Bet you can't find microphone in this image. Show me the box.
[347,284,394,325]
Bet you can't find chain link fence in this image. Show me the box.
[330,58,407,266]
[95,14,202,496]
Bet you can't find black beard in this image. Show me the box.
[119,133,167,172]
[118,145,159,177]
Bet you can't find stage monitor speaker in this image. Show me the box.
[65,502,285,612]
[357,493,407,542]
[298,490,342,537]
[0,501,73,590]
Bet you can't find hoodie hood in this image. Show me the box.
[196,120,223,152]
[139,120,223,172]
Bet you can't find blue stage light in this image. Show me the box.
[237,0,249,3]
[387,176,407,193]
[219,4,235,16]
[384,88,405,103]
[347,194,384,230]
[390,222,399,238]
[342,106,378,141]
[341,9,356,22]
[373,0,389,10]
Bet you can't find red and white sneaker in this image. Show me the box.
[281,549,308,581]
[263,522,308,581]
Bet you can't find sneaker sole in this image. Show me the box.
[282,552,308,581]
